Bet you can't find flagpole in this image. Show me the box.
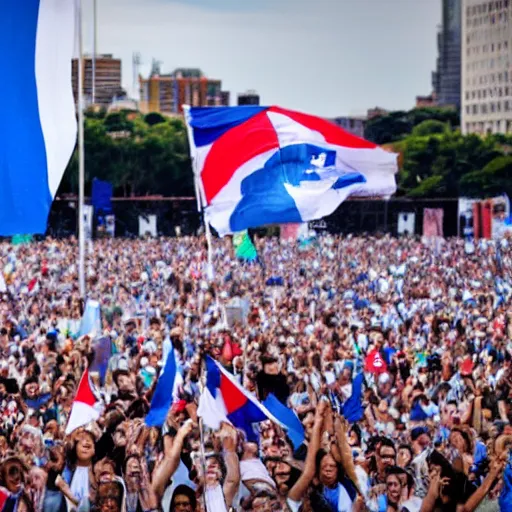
[182,105,214,280]
[92,0,97,105]
[77,0,86,298]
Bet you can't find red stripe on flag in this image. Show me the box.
[201,111,279,204]
[268,106,377,149]
[75,369,97,407]
[219,374,248,414]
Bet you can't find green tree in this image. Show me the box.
[411,120,449,137]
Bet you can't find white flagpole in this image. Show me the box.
[77,0,86,298]
[183,105,214,280]
[92,0,97,105]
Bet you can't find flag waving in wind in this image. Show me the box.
[66,369,101,434]
[0,0,78,236]
[198,356,283,441]
[184,105,397,235]
[145,349,180,427]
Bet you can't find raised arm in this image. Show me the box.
[288,399,326,502]
[151,420,194,499]
[221,424,240,508]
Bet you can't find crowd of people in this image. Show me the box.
[1,233,512,512]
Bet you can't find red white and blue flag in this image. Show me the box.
[198,356,281,441]
[184,105,397,235]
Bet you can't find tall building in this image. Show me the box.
[237,91,260,106]
[139,67,229,115]
[461,0,512,134]
[432,0,462,108]
[72,54,122,108]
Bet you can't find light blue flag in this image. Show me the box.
[79,300,102,337]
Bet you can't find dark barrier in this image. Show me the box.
[44,197,460,239]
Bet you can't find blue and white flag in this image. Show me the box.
[146,349,179,427]
[0,0,78,236]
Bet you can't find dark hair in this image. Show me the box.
[170,485,196,512]
[315,449,342,480]
[65,430,96,468]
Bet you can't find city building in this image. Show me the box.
[328,116,366,138]
[415,93,438,108]
[432,0,462,109]
[221,91,231,107]
[72,54,122,108]
[139,65,229,115]
[237,91,260,106]
[367,107,388,120]
[461,0,512,134]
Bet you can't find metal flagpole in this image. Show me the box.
[77,0,86,298]
[92,0,97,105]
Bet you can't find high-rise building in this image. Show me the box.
[237,91,260,106]
[461,0,512,134]
[432,0,462,109]
[139,67,228,115]
[72,54,122,108]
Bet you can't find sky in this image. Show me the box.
[82,0,442,117]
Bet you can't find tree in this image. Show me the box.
[57,112,193,198]
[411,120,449,137]
[144,112,166,126]
[364,107,459,145]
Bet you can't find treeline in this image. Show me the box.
[59,107,512,200]
[59,110,193,198]
[364,107,512,198]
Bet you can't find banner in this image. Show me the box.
[398,212,415,235]
[105,215,115,237]
[463,195,512,239]
[423,208,443,238]
[458,198,477,238]
[225,297,250,327]
[139,215,157,237]
[491,195,512,239]
[83,205,94,241]
[233,231,257,262]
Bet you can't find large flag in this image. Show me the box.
[184,105,397,235]
[66,369,101,434]
[0,0,78,236]
[198,356,282,441]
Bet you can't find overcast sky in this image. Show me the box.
[82,0,441,117]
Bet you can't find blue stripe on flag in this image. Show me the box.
[188,106,267,147]
[262,394,305,450]
[0,0,51,235]
[146,349,177,427]
[342,373,365,423]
